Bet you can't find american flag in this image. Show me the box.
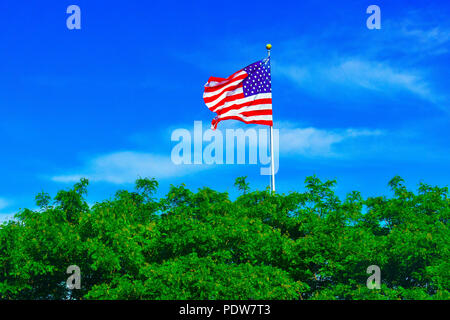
[203,57,272,130]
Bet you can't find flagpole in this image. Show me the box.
[266,44,275,192]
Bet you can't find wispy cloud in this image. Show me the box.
[0,198,10,211]
[278,124,384,158]
[392,13,450,57]
[401,26,449,47]
[276,123,450,164]
[276,58,443,107]
[51,151,210,184]
[327,59,435,101]
[273,12,449,110]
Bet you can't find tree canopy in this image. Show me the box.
[0,176,448,300]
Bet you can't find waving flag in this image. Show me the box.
[203,57,272,130]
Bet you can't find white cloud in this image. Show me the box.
[327,59,434,101]
[278,126,384,158]
[277,58,440,105]
[0,198,10,211]
[392,14,450,57]
[402,27,449,47]
[52,151,209,184]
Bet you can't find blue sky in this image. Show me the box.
[0,0,449,221]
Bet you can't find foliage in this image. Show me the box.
[234,176,250,194]
[0,176,448,300]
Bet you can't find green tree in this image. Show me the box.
[0,176,448,300]
[234,176,250,194]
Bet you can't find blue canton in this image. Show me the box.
[242,57,271,97]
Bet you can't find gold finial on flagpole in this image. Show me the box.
[266,43,272,50]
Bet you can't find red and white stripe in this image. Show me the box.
[203,70,272,129]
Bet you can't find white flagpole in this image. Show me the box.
[267,44,275,192]
[270,125,275,192]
